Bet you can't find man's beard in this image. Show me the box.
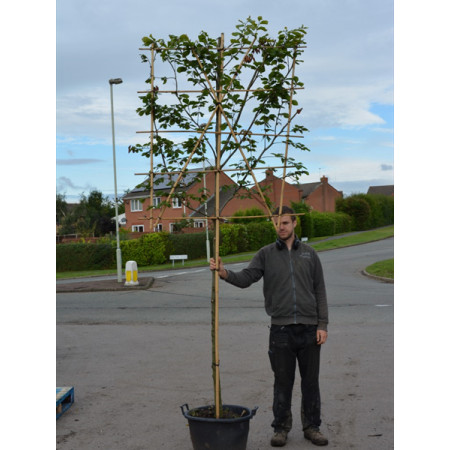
[278,229,294,242]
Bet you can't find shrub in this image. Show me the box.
[245,221,277,250]
[291,201,312,238]
[168,232,209,260]
[230,207,266,224]
[333,212,352,234]
[219,224,238,256]
[336,195,372,230]
[311,211,336,237]
[299,213,314,238]
[56,243,115,272]
[233,224,250,253]
[362,194,384,228]
[336,194,394,231]
[120,232,171,266]
[373,194,394,226]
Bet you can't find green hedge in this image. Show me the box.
[291,200,352,239]
[245,222,277,251]
[336,194,394,231]
[310,211,336,237]
[334,212,353,234]
[56,243,116,272]
[219,224,249,256]
[56,233,172,272]
[168,232,210,260]
[121,232,172,266]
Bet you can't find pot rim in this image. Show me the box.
[180,404,258,423]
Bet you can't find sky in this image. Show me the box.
[55,0,395,202]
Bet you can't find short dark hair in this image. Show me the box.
[272,206,296,221]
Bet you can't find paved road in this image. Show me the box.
[56,238,394,449]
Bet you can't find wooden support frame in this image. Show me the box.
[135,28,306,418]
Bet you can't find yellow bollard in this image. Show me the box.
[124,261,139,286]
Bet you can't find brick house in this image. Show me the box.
[246,169,343,213]
[296,176,343,212]
[123,170,253,233]
[123,168,343,233]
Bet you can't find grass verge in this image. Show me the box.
[310,226,394,251]
[365,258,394,280]
[56,226,393,279]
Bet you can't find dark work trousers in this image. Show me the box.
[268,324,322,432]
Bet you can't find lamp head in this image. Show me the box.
[109,78,123,85]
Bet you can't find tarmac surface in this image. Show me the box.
[56,238,394,449]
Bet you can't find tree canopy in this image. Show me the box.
[129,16,310,218]
[56,190,125,237]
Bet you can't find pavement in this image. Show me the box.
[56,274,155,293]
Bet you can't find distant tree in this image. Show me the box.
[56,193,68,226]
[57,190,125,237]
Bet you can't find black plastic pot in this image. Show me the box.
[181,403,258,450]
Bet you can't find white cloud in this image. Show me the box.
[301,83,392,129]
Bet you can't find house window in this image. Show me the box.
[131,199,143,212]
[132,225,144,232]
[172,197,182,208]
[169,223,176,233]
[154,224,163,232]
[194,220,206,228]
[153,197,161,208]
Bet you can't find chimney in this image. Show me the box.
[321,176,328,211]
[265,168,274,179]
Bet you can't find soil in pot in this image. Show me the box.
[188,405,247,419]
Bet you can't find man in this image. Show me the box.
[210,206,329,447]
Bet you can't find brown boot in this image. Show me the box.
[270,430,288,447]
[304,426,328,446]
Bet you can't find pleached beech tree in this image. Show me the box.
[129,16,311,418]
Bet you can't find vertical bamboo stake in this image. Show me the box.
[149,44,155,232]
[278,51,297,229]
[213,33,224,419]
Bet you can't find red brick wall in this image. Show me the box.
[304,177,343,212]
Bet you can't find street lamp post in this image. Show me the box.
[109,78,123,282]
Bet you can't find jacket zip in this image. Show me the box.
[288,249,297,323]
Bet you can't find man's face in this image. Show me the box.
[277,215,297,241]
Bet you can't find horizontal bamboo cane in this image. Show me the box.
[139,45,306,51]
[137,87,304,93]
[136,129,304,138]
[134,165,299,176]
[136,212,305,221]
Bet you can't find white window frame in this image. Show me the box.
[154,224,163,232]
[130,199,143,212]
[131,225,144,232]
[194,220,206,228]
[172,197,182,208]
[169,223,176,233]
[153,196,161,208]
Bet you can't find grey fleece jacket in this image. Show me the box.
[225,239,329,331]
